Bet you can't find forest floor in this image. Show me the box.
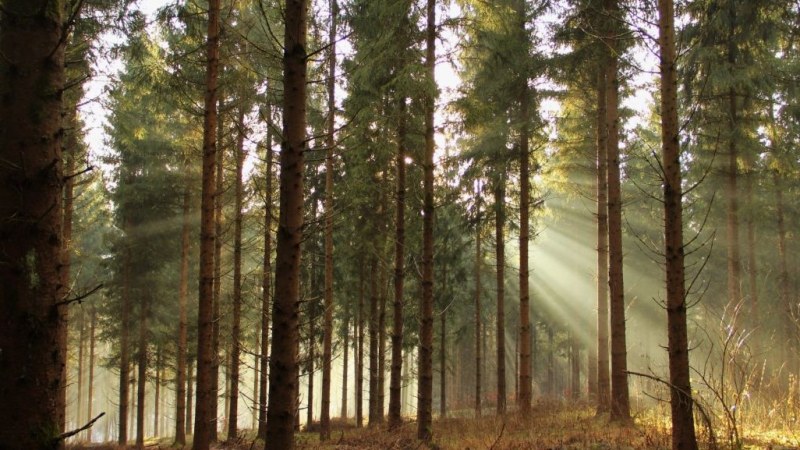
[68,400,800,450]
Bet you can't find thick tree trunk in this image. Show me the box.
[258,125,273,440]
[227,108,246,441]
[193,0,220,447]
[657,2,699,447]
[595,68,611,414]
[418,0,436,440]
[494,179,507,416]
[320,0,337,440]
[475,183,483,417]
[389,96,407,429]
[175,173,191,446]
[136,301,148,449]
[604,0,630,421]
[264,0,307,446]
[0,1,67,447]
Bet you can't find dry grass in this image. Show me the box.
[66,401,800,450]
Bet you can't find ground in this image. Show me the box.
[67,400,800,450]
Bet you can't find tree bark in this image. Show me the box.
[193,0,221,446]
[265,0,307,446]
[175,168,191,446]
[494,179,507,416]
[211,94,225,444]
[518,71,532,415]
[657,1,699,447]
[389,96,407,430]
[227,108,245,441]
[154,348,161,438]
[341,307,350,419]
[595,67,611,414]
[320,0,337,440]
[258,121,274,440]
[418,0,436,440]
[440,311,447,418]
[0,1,67,447]
[78,310,86,430]
[604,0,630,421]
[119,246,132,445]
[187,359,194,435]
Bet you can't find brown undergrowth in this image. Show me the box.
[66,400,800,450]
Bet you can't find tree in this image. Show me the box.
[193,0,221,447]
[0,0,67,447]
[320,0,338,440]
[417,0,436,440]
[265,0,308,447]
[657,0,699,448]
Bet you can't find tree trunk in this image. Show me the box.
[193,0,221,446]
[745,175,759,331]
[418,0,436,440]
[356,266,365,427]
[136,300,147,449]
[187,359,194,435]
[494,179,507,416]
[341,305,350,419]
[320,0,337,440]
[518,70,532,415]
[119,246,132,444]
[774,172,791,361]
[657,2,699,447]
[258,122,274,440]
[306,294,315,428]
[440,311,447,418]
[78,310,86,430]
[211,94,225,444]
[604,0,630,421]
[175,170,191,446]
[475,182,483,417]
[570,332,580,399]
[87,308,96,442]
[264,0,307,445]
[389,95,407,429]
[154,348,161,439]
[0,1,67,446]
[368,258,379,425]
[378,267,387,421]
[227,108,246,442]
[595,67,611,414]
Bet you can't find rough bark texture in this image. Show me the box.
[228,109,246,441]
[193,0,220,447]
[320,0,337,440]
[604,0,630,421]
[175,174,191,446]
[417,0,436,440]
[595,68,611,414]
[494,180,507,416]
[264,0,307,446]
[657,1,699,448]
[389,96,407,430]
[258,124,273,440]
[0,1,66,447]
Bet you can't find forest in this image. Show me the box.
[0,0,799,449]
